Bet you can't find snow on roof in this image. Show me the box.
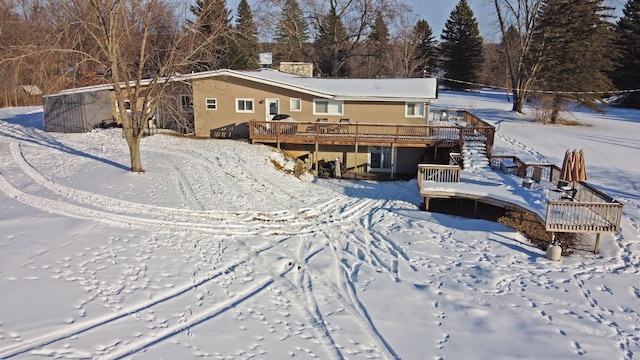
[20,85,42,96]
[187,69,439,102]
[45,69,438,102]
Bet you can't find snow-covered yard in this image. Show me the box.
[1,90,639,359]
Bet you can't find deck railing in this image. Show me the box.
[489,154,623,234]
[249,114,495,148]
[463,112,495,156]
[249,121,466,146]
[449,152,462,165]
[417,164,461,190]
[490,155,565,183]
[545,201,623,233]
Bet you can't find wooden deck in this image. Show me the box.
[417,157,623,253]
[249,111,495,152]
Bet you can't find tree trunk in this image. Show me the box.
[127,137,144,172]
[122,127,145,173]
[512,88,525,113]
[549,96,562,124]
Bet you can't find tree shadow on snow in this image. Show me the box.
[0,123,130,172]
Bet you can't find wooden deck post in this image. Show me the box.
[594,233,601,254]
[314,140,319,176]
[391,143,396,180]
[354,141,359,180]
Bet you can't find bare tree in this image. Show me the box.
[4,0,226,172]
[307,0,401,77]
[391,11,420,78]
[0,0,63,106]
[493,0,544,113]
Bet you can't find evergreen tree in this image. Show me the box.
[410,19,439,78]
[533,0,615,123]
[274,0,309,63]
[367,11,393,78]
[230,0,260,70]
[364,11,392,78]
[190,0,233,70]
[497,25,521,96]
[314,6,350,77]
[613,0,640,108]
[440,0,485,90]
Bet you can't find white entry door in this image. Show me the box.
[265,98,279,121]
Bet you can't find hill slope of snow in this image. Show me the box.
[1,90,639,359]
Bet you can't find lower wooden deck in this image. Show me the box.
[417,164,623,253]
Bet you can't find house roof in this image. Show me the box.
[186,69,439,103]
[20,85,42,96]
[45,69,439,103]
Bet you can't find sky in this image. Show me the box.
[407,0,491,39]
[222,0,627,42]
[408,0,627,40]
[1,87,639,358]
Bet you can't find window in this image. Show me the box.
[370,146,393,172]
[405,102,425,118]
[313,99,343,116]
[236,98,254,113]
[179,95,193,112]
[116,99,131,111]
[290,98,302,112]
[205,98,217,110]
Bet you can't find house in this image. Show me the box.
[187,68,438,137]
[42,67,451,178]
[186,68,439,177]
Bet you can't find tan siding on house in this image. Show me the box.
[192,76,429,138]
[340,101,428,125]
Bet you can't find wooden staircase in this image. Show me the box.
[462,140,490,169]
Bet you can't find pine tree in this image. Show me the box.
[533,0,615,123]
[410,19,439,78]
[440,0,485,90]
[613,0,640,108]
[230,0,260,70]
[314,6,350,77]
[190,0,233,70]
[274,0,309,63]
[365,11,391,78]
[498,25,521,96]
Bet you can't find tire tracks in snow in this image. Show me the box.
[0,139,399,358]
[0,141,315,237]
[0,239,297,359]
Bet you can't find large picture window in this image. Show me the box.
[405,102,425,118]
[313,99,343,116]
[236,98,254,113]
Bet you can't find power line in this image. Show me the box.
[437,76,640,95]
